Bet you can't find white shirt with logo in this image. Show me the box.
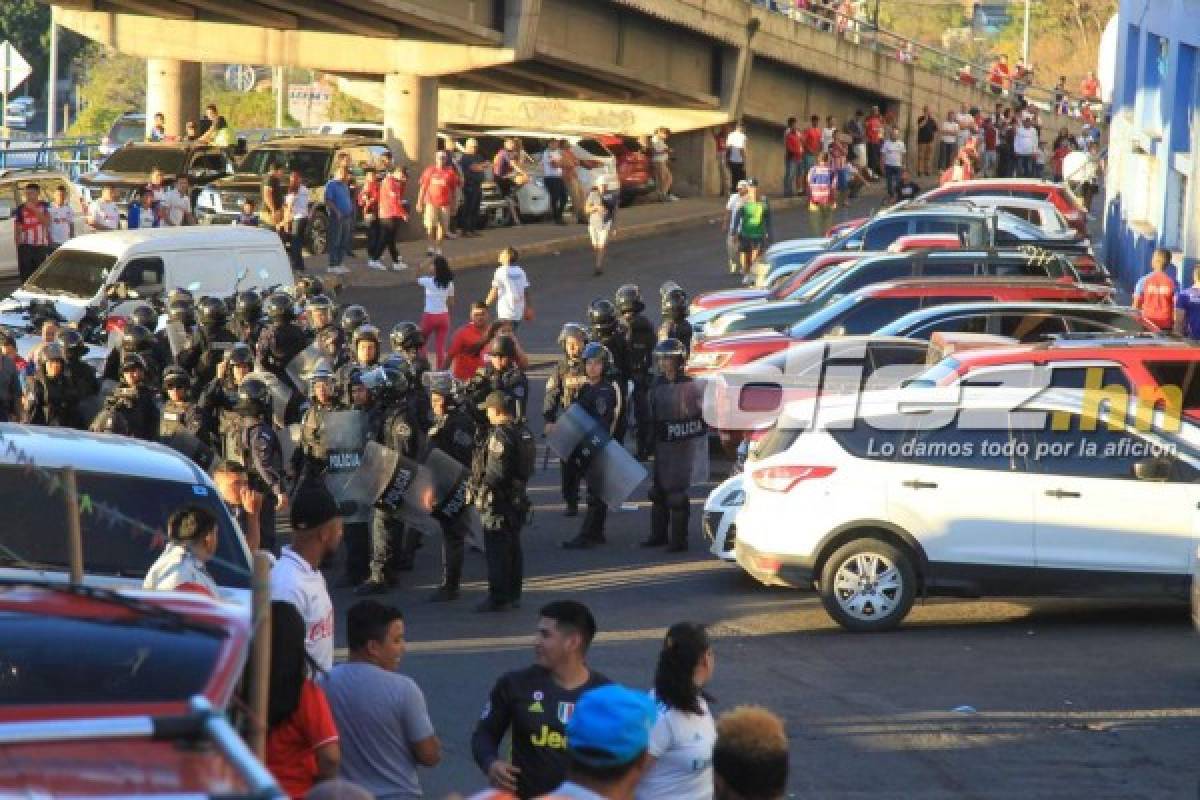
[47,203,74,244]
[90,201,121,231]
[491,265,529,322]
[270,546,334,672]
[161,188,192,226]
[635,696,715,800]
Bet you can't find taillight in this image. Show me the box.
[752,465,836,492]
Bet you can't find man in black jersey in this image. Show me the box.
[472,600,610,798]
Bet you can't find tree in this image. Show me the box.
[0,1,88,99]
[989,0,1116,89]
[68,48,144,137]
[326,89,382,125]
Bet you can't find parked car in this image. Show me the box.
[196,134,388,254]
[593,133,654,204]
[692,252,869,318]
[0,168,88,279]
[871,302,1152,341]
[317,120,385,139]
[698,251,1097,341]
[80,141,233,216]
[734,389,1200,631]
[704,474,746,562]
[918,178,1090,238]
[686,279,1136,376]
[98,112,147,158]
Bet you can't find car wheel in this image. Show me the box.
[307,210,329,255]
[819,538,916,632]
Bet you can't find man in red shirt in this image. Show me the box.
[988,55,1010,95]
[783,117,802,198]
[416,150,462,256]
[1133,248,1179,331]
[446,302,491,381]
[14,183,50,283]
[864,106,885,178]
[378,163,409,271]
[1080,71,1100,102]
[801,115,823,196]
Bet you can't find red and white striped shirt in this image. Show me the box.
[15,203,50,247]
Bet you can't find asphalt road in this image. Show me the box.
[322,201,1200,800]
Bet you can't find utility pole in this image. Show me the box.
[47,18,58,138]
[274,66,285,129]
[1022,0,1032,65]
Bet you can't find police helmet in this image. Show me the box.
[661,282,688,317]
[361,363,408,401]
[120,352,147,373]
[306,293,334,316]
[40,342,66,364]
[168,298,196,326]
[557,323,588,351]
[121,324,154,354]
[166,287,195,307]
[614,284,644,315]
[129,304,157,331]
[163,365,192,391]
[236,290,264,322]
[488,334,517,360]
[653,338,686,364]
[60,329,86,361]
[227,342,255,368]
[295,275,326,301]
[423,370,461,404]
[308,362,336,395]
[390,321,423,352]
[588,299,618,334]
[341,304,370,334]
[353,324,382,349]
[265,292,295,322]
[582,341,612,366]
[235,377,272,418]
[196,296,228,326]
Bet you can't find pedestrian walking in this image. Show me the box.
[557,139,588,223]
[805,153,836,237]
[635,623,717,800]
[722,180,749,273]
[916,106,937,176]
[142,506,220,597]
[1133,248,1178,332]
[284,168,310,273]
[457,138,487,237]
[472,601,611,796]
[379,164,409,270]
[161,175,195,227]
[14,183,50,282]
[46,185,75,253]
[447,302,491,382]
[541,138,569,224]
[731,181,772,286]
[881,127,907,199]
[486,247,532,327]
[492,138,525,227]
[724,122,748,188]
[713,124,731,197]
[418,256,455,369]
[265,601,341,800]
[938,111,959,172]
[262,160,286,235]
[846,110,866,173]
[418,150,463,254]
[321,600,441,799]
[324,165,355,275]
[713,707,789,800]
[651,127,677,202]
[585,177,619,275]
[270,480,342,672]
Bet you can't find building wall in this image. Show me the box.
[1104,0,1200,290]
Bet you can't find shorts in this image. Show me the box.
[588,218,611,248]
[423,203,451,231]
[737,235,765,254]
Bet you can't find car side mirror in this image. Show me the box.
[1134,456,1171,482]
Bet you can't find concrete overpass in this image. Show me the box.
[47,0,1006,195]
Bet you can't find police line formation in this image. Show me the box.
[16,275,706,612]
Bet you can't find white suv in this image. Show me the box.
[735,390,1200,631]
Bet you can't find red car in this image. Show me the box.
[913,336,1200,417]
[687,277,1117,376]
[596,134,653,204]
[919,178,1090,238]
[691,252,868,314]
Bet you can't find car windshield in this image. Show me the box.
[792,264,851,302]
[25,248,118,298]
[0,466,250,589]
[110,120,145,146]
[787,293,863,338]
[100,147,188,175]
[0,602,222,706]
[240,148,331,185]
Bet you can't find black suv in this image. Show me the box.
[196,135,389,254]
[79,141,234,214]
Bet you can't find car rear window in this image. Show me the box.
[109,120,146,146]
[0,466,250,589]
[100,147,188,175]
[0,607,221,706]
[1143,361,1200,408]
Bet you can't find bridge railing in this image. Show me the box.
[750,1,1095,118]
[0,136,104,180]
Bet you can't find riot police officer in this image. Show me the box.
[295,274,326,308]
[466,335,529,430]
[23,343,81,428]
[616,284,657,460]
[390,322,430,383]
[588,298,631,442]
[543,323,589,516]
[424,371,477,602]
[561,343,622,550]
[163,296,197,365]
[659,282,693,355]
[338,324,383,406]
[92,354,159,440]
[306,294,346,368]
[472,390,536,612]
[160,366,214,468]
[233,377,288,554]
[197,343,257,463]
[256,292,308,389]
[60,329,100,414]
[290,362,345,484]
[645,339,705,551]
[340,304,370,340]
[104,324,162,390]
[234,290,266,348]
[180,296,238,394]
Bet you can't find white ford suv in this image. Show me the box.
[735,389,1200,631]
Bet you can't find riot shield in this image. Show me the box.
[425,447,484,543]
[348,441,438,531]
[279,423,303,470]
[165,322,192,360]
[286,343,327,392]
[321,410,371,523]
[246,370,293,429]
[546,403,648,508]
[651,380,709,492]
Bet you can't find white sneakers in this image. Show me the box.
[368,260,387,271]
[327,265,350,275]
[392,259,409,271]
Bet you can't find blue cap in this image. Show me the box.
[566,684,657,767]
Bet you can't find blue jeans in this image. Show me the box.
[328,212,353,266]
[784,158,802,197]
[1015,155,1034,178]
[884,165,902,197]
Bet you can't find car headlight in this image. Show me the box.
[687,351,731,371]
[723,489,745,507]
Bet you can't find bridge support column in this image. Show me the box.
[146,59,201,140]
[384,72,439,238]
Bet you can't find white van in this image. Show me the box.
[0,226,292,358]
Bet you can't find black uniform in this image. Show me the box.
[658,317,694,355]
[368,397,417,583]
[466,365,529,428]
[623,311,657,458]
[180,323,238,395]
[256,320,308,388]
[197,374,240,460]
[570,379,621,546]
[647,374,706,549]
[159,399,214,468]
[90,383,158,441]
[543,354,587,513]
[23,373,81,428]
[237,415,285,555]
[64,359,100,404]
[236,316,267,350]
[473,418,535,609]
[290,399,346,484]
[312,323,348,370]
[424,404,477,593]
[472,665,611,799]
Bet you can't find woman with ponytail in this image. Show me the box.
[635,622,717,800]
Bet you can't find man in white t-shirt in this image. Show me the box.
[161,176,195,226]
[722,180,749,273]
[938,111,960,173]
[89,186,121,231]
[724,122,748,188]
[486,246,532,325]
[271,482,343,672]
[47,185,75,250]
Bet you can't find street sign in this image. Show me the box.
[224,64,257,93]
[0,41,31,95]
